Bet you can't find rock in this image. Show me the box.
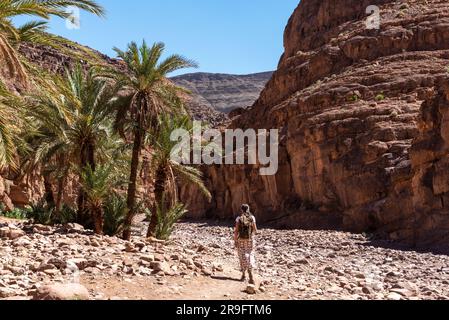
[5,266,24,275]
[146,237,166,244]
[387,292,403,301]
[65,223,84,233]
[245,285,257,295]
[172,72,272,115]
[67,258,88,271]
[32,225,53,233]
[47,258,66,269]
[0,287,15,298]
[32,283,89,300]
[44,269,60,276]
[90,239,101,247]
[296,258,309,265]
[362,287,371,295]
[355,273,366,280]
[150,261,170,274]
[84,267,101,274]
[0,226,10,238]
[0,227,25,240]
[390,288,413,298]
[154,254,165,262]
[37,262,56,272]
[140,255,155,263]
[124,243,137,253]
[180,258,194,267]
[122,258,134,267]
[201,268,212,276]
[180,0,449,248]
[12,237,31,247]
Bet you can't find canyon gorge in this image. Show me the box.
[182,0,449,248]
[2,0,449,249]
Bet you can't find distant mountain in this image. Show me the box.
[171,71,273,114]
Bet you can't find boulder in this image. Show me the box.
[32,283,90,300]
[0,227,25,240]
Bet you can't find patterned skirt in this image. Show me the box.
[236,239,256,271]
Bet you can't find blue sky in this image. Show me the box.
[22,0,299,76]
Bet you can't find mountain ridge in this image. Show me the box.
[171,71,273,114]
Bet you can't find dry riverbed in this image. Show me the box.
[1,217,449,300]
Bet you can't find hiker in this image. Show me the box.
[234,204,257,284]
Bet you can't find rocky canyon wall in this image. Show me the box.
[185,0,449,247]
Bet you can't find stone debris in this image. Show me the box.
[0,219,449,300]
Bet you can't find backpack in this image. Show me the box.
[238,213,254,239]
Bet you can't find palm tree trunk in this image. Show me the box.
[54,158,68,216]
[123,128,143,240]
[77,143,96,226]
[93,207,104,235]
[55,177,64,215]
[147,164,167,238]
[43,174,55,207]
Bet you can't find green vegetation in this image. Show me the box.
[348,94,359,102]
[0,1,210,240]
[146,194,188,241]
[375,93,386,101]
[0,205,30,220]
[103,193,128,237]
[145,115,211,237]
[0,0,104,87]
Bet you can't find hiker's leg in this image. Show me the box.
[248,269,255,285]
[240,270,246,281]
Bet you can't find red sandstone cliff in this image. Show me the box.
[185,0,449,247]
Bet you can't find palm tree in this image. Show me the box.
[79,164,118,234]
[146,115,211,238]
[0,0,105,86]
[113,40,197,240]
[0,80,23,168]
[26,65,121,224]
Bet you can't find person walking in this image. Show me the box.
[234,204,257,284]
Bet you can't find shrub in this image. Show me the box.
[0,207,30,220]
[56,205,77,225]
[147,196,187,240]
[103,193,128,236]
[375,93,385,101]
[348,94,359,102]
[27,202,54,225]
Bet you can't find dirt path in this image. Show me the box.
[82,269,266,300]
